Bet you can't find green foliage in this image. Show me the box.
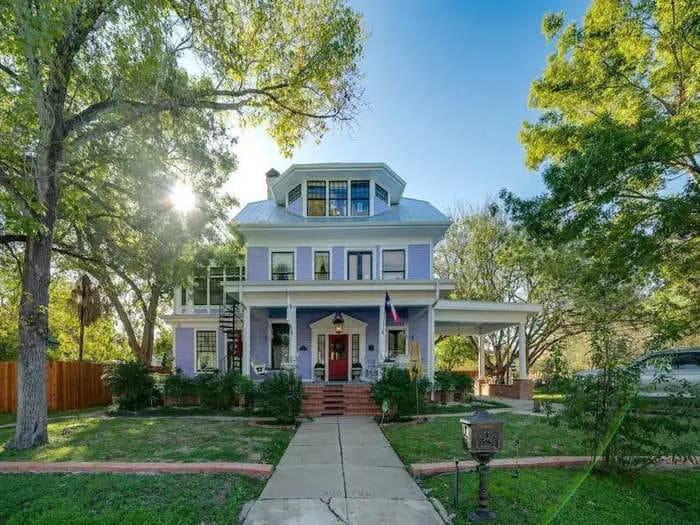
[102,361,155,411]
[538,346,571,393]
[555,323,699,473]
[434,336,476,372]
[256,371,303,424]
[504,0,700,343]
[154,330,173,370]
[370,366,429,418]
[195,371,252,411]
[452,373,474,392]
[434,204,579,380]
[433,370,456,391]
[163,370,199,405]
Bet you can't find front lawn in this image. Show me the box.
[383,414,584,464]
[0,417,293,465]
[420,400,509,415]
[0,406,108,427]
[423,468,700,524]
[0,473,262,524]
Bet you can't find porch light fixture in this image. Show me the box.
[332,312,344,333]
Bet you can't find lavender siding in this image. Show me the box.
[250,308,269,377]
[247,247,269,281]
[407,244,431,279]
[296,246,312,280]
[331,246,344,280]
[407,307,430,365]
[287,198,302,216]
[374,198,390,215]
[174,327,194,375]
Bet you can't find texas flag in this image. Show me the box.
[385,292,401,324]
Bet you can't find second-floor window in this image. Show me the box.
[307,181,326,216]
[193,273,208,305]
[348,251,372,280]
[382,250,405,280]
[314,251,330,280]
[209,267,224,305]
[351,180,370,216]
[271,251,294,280]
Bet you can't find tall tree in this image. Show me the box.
[434,204,582,381]
[502,0,699,343]
[0,0,364,449]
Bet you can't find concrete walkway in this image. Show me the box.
[242,416,443,524]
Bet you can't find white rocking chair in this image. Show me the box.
[250,361,270,375]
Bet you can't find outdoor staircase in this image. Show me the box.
[302,384,382,417]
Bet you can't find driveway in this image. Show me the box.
[242,416,443,524]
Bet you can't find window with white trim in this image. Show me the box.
[270,323,290,369]
[314,251,330,280]
[209,267,223,305]
[347,251,372,280]
[375,184,388,203]
[288,184,302,203]
[329,181,348,216]
[382,249,405,280]
[271,251,294,281]
[317,334,325,364]
[307,181,326,216]
[196,331,217,371]
[351,180,370,216]
[387,327,407,357]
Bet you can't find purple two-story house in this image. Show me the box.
[165,163,540,399]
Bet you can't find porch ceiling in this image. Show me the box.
[433,299,542,336]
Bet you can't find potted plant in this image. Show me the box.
[351,362,363,380]
[314,362,325,381]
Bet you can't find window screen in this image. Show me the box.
[382,250,405,280]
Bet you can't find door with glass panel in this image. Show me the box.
[347,251,372,280]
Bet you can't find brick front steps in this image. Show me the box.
[302,384,382,417]
[0,461,273,478]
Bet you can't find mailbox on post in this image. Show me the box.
[460,410,504,522]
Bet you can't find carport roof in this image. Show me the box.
[434,299,542,336]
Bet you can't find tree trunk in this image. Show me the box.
[8,119,61,450]
[139,282,162,364]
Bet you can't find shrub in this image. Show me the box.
[371,366,429,418]
[256,370,304,423]
[195,370,252,410]
[452,372,474,393]
[164,369,198,405]
[539,346,571,393]
[102,361,154,411]
[554,323,698,473]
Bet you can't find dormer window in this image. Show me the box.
[329,181,348,216]
[307,181,326,216]
[375,184,388,203]
[288,184,301,204]
[351,181,370,216]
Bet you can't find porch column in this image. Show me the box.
[518,321,528,379]
[242,306,251,376]
[477,335,486,380]
[427,306,435,383]
[287,304,297,368]
[378,304,386,363]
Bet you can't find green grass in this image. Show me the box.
[533,393,566,402]
[423,468,700,524]
[0,473,263,524]
[383,414,585,464]
[0,406,108,426]
[420,400,509,415]
[0,417,293,465]
[109,406,267,417]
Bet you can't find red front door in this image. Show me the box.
[328,334,349,381]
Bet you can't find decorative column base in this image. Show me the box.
[474,379,490,397]
[469,509,497,523]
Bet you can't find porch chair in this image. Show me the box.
[250,361,270,376]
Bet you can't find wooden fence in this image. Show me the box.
[0,361,112,413]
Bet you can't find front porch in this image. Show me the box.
[433,300,542,399]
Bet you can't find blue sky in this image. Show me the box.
[225,0,588,213]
